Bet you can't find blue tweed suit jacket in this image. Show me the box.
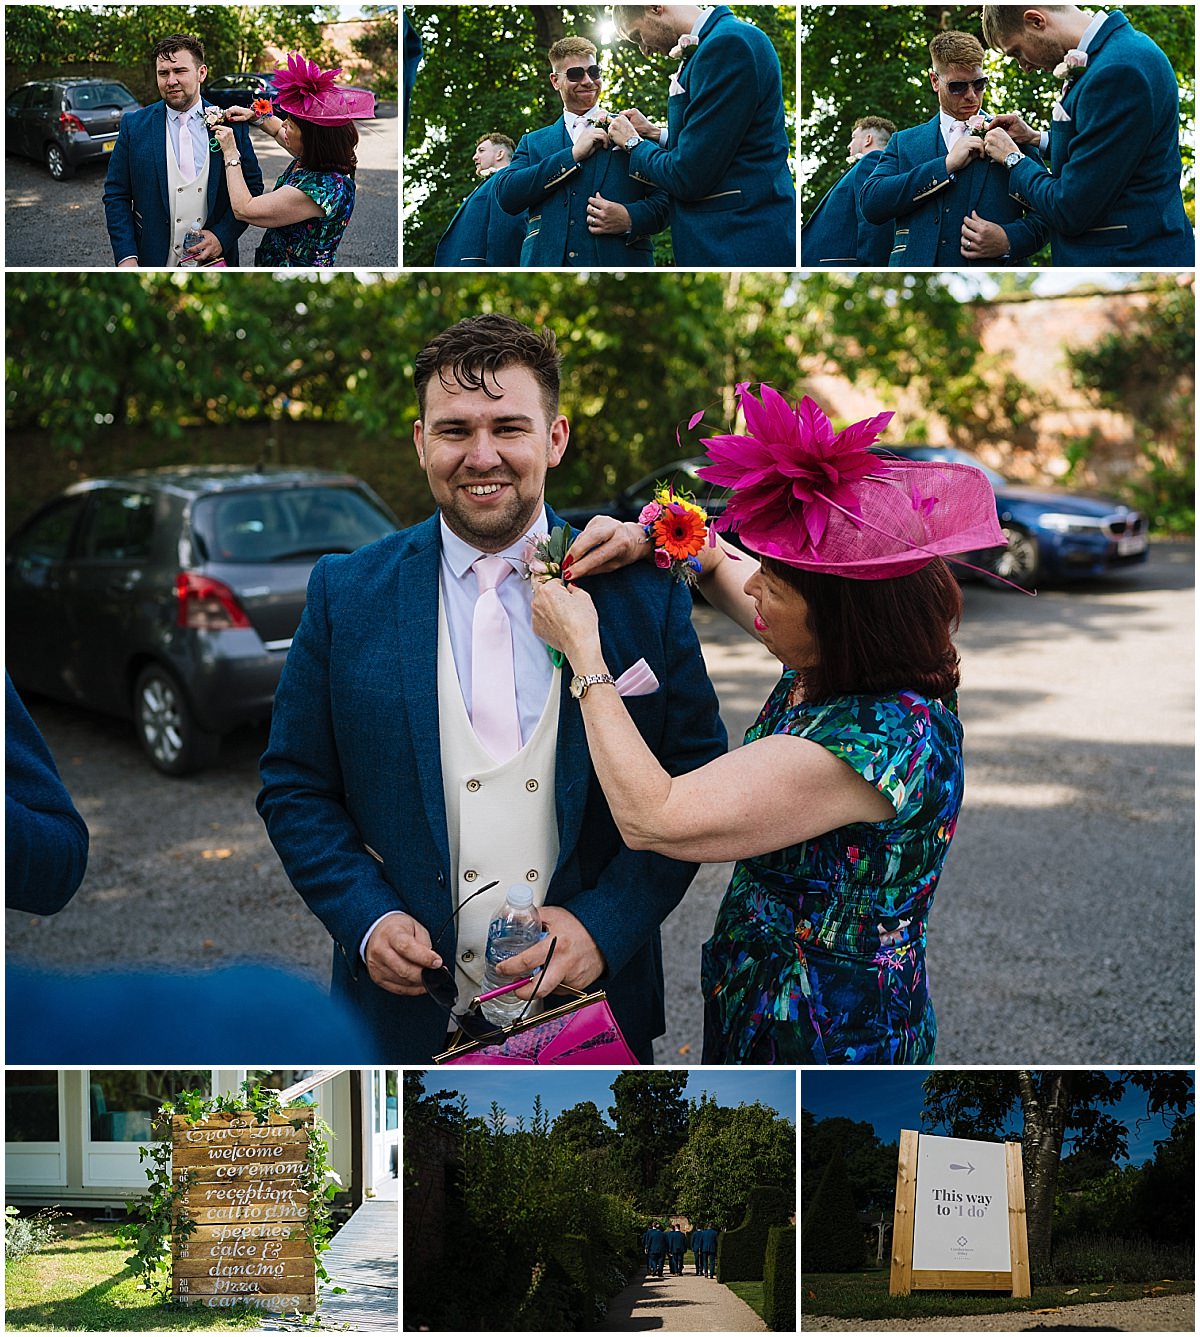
[257,509,727,1062]
[801,152,894,266]
[626,5,796,266]
[102,100,263,265]
[1006,10,1194,265]
[859,112,1048,266]
[434,168,525,267]
[495,121,668,266]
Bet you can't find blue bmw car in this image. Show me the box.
[871,445,1149,589]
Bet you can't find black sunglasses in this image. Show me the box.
[943,76,989,95]
[562,64,603,82]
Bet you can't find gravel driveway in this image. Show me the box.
[802,1292,1194,1330]
[7,542,1192,1067]
[5,102,398,267]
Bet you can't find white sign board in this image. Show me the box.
[911,1134,1011,1273]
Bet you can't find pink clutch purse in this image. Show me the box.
[435,990,638,1066]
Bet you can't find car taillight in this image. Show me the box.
[175,572,252,630]
[59,112,87,134]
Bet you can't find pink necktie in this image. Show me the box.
[471,556,521,762]
[177,111,197,182]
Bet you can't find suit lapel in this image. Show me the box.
[152,102,169,218]
[395,516,451,871]
[203,99,221,218]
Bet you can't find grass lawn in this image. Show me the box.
[5,1218,264,1332]
[727,1279,765,1318]
[802,1267,1195,1320]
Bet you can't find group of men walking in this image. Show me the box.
[641,1221,720,1279]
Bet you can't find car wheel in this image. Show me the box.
[45,142,74,180]
[133,665,221,776]
[986,524,1040,590]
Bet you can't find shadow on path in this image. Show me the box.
[605,1270,769,1332]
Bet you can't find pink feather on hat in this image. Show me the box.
[271,51,375,124]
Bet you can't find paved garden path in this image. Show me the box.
[605,1268,770,1331]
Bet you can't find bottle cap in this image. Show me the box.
[505,884,534,907]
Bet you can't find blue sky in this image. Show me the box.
[421,1069,795,1126]
[801,1070,1188,1166]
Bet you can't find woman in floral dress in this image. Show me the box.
[215,52,373,267]
[529,386,1008,1064]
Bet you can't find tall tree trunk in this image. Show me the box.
[1017,1070,1071,1279]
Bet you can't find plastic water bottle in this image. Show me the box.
[480,885,543,1026]
[180,224,205,267]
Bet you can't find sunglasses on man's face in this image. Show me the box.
[561,64,603,82]
[943,76,989,96]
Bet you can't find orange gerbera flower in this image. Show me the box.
[652,504,707,560]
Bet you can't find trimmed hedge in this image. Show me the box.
[717,1185,793,1283]
[801,1144,865,1271]
[763,1224,796,1331]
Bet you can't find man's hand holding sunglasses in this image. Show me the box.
[491,904,606,1000]
[365,913,443,997]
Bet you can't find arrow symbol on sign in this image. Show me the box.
[949,1162,975,1173]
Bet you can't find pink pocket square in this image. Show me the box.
[615,658,659,697]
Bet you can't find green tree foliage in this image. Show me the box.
[674,1095,796,1229]
[922,1070,1194,1280]
[1128,1112,1194,1246]
[404,5,795,265]
[1065,276,1195,533]
[550,1100,614,1157]
[801,5,1195,225]
[800,1111,898,1217]
[608,1071,690,1201]
[352,6,399,100]
[4,5,337,101]
[719,1184,794,1281]
[801,1146,865,1272]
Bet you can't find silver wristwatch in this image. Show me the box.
[622,132,642,152]
[570,673,616,699]
[1003,150,1022,170]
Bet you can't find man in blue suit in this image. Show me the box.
[666,1223,686,1274]
[859,30,1048,266]
[258,314,725,1063]
[495,36,669,266]
[103,33,262,267]
[609,5,796,266]
[980,5,1194,265]
[643,1223,667,1277]
[434,133,524,266]
[801,116,896,265]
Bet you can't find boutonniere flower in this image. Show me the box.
[639,484,710,585]
[965,112,992,138]
[201,104,227,150]
[524,525,574,666]
[1053,48,1087,82]
[668,33,699,61]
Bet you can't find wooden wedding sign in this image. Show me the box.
[890,1130,1030,1297]
[171,1110,316,1312]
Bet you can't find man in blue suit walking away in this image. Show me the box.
[609,4,796,266]
[258,314,726,1063]
[103,33,262,266]
[979,4,1194,265]
[434,133,525,267]
[860,30,1048,267]
[801,116,896,265]
[495,36,669,266]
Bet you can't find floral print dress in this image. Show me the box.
[254,164,355,267]
[701,671,964,1065]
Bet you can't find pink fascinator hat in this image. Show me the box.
[696,385,1006,580]
[272,52,375,124]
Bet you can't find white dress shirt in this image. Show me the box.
[166,99,206,179]
[564,104,612,144]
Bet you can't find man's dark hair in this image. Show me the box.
[152,34,205,67]
[291,114,359,176]
[982,4,1069,48]
[414,315,561,423]
[760,555,963,702]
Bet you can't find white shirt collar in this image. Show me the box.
[1076,10,1106,53]
[167,97,203,122]
[563,104,609,130]
[438,511,548,581]
[692,7,715,38]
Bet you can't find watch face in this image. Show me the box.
[569,675,584,699]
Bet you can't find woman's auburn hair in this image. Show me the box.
[760,555,963,703]
[290,115,358,176]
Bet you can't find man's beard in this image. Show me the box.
[439,485,542,551]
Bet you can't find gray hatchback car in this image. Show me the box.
[7,466,400,774]
[5,77,141,179]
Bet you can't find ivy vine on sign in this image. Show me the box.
[118,1081,341,1317]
